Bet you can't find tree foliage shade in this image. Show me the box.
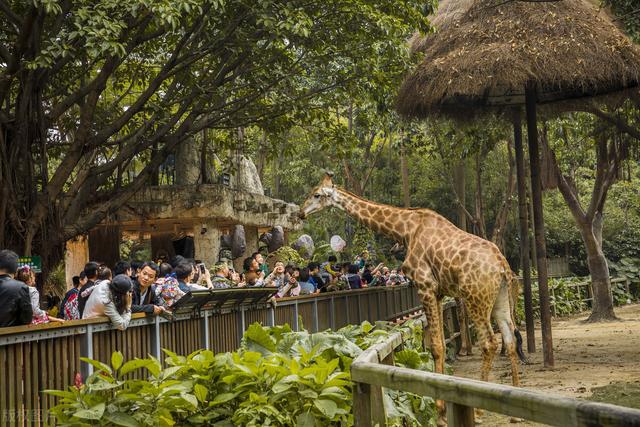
[0,0,434,274]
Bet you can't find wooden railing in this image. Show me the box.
[525,276,635,317]
[351,317,640,427]
[0,284,421,426]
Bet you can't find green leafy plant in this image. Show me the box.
[46,320,438,426]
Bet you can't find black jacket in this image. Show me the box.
[77,280,96,318]
[0,274,33,327]
[132,280,160,314]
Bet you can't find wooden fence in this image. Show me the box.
[0,284,421,426]
[351,318,640,427]
[530,277,634,317]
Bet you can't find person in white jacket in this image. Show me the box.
[82,274,133,330]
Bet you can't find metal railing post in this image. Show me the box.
[201,310,210,350]
[80,324,94,378]
[267,305,275,327]
[312,299,319,332]
[293,301,299,331]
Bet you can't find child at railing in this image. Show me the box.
[16,266,65,325]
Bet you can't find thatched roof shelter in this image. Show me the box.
[397,0,640,119]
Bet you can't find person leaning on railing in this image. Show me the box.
[0,249,33,327]
[82,274,133,330]
[132,261,167,316]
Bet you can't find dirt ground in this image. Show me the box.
[451,304,640,426]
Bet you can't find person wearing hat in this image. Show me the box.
[82,274,133,330]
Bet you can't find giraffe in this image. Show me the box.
[299,172,525,420]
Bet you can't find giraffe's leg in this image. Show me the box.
[420,289,447,425]
[467,304,498,383]
[492,285,521,387]
[455,298,473,356]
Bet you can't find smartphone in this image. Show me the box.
[198,263,206,273]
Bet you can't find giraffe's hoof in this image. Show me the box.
[509,417,524,423]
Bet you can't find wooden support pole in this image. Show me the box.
[446,402,475,427]
[525,83,554,368]
[513,109,536,353]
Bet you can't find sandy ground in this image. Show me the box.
[451,304,640,426]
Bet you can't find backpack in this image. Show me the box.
[63,289,80,320]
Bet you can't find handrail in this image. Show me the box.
[0,284,424,426]
[350,315,640,427]
[0,285,415,345]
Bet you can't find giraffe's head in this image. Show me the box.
[299,172,338,219]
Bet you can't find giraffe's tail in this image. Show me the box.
[513,328,529,364]
[507,271,529,364]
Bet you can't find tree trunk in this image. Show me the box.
[525,83,554,368]
[256,131,267,183]
[491,140,516,251]
[513,110,536,353]
[400,144,410,208]
[273,145,284,198]
[581,221,615,321]
[474,152,487,239]
[454,162,466,232]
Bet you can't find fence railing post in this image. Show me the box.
[270,304,276,327]
[352,380,384,427]
[201,310,210,350]
[80,324,94,378]
[446,402,475,427]
[293,301,299,331]
[312,299,319,332]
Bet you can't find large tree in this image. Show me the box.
[0,0,432,273]
[544,114,631,321]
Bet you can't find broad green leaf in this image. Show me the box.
[111,351,124,371]
[242,323,276,354]
[104,412,140,427]
[80,358,112,374]
[296,412,316,427]
[74,402,106,420]
[119,359,151,376]
[194,384,208,403]
[314,399,338,419]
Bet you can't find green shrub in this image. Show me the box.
[46,320,437,426]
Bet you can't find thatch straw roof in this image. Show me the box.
[397,0,640,119]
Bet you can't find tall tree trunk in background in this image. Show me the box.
[513,110,535,353]
[451,160,473,356]
[491,140,516,251]
[151,141,159,185]
[400,144,410,207]
[474,152,487,239]
[273,146,284,198]
[454,162,466,232]
[545,128,621,321]
[256,131,267,183]
[527,176,538,272]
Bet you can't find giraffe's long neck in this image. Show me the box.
[333,189,414,243]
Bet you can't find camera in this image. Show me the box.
[197,262,206,273]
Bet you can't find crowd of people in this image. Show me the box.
[0,248,408,330]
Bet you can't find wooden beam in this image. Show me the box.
[351,363,640,427]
